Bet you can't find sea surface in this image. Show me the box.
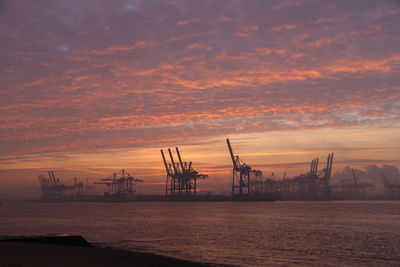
[1,201,399,266]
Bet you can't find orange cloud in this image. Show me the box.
[90,41,157,55]
[177,18,200,25]
[269,23,300,32]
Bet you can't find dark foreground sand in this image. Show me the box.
[0,242,219,267]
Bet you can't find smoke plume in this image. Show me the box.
[333,164,400,184]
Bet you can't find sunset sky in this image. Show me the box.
[1,0,399,197]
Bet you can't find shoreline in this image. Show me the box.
[23,197,400,203]
[0,236,224,267]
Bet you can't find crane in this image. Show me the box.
[226,138,258,197]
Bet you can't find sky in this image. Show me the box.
[0,0,399,197]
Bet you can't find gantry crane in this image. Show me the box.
[37,170,86,201]
[381,172,400,198]
[226,138,261,197]
[161,146,208,197]
[37,170,65,200]
[95,169,143,201]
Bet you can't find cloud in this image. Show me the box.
[269,23,299,32]
[0,0,399,159]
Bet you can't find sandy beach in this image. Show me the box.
[0,241,218,267]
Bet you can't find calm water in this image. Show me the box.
[1,201,399,266]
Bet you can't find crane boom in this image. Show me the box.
[51,170,58,185]
[168,148,178,175]
[325,154,331,179]
[352,168,358,184]
[226,138,237,169]
[176,147,185,173]
[48,171,54,185]
[160,150,171,175]
[310,159,314,173]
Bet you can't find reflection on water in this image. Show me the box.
[1,201,399,266]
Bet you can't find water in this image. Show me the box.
[1,201,399,266]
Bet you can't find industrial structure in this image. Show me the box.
[37,138,399,201]
[38,170,84,201]
[261,154,334,200]
[95,169,143,201]
[332,169,374,199]
[226,138,262,197]
[225,139,335,200]
[381,173,400,199]
[161,147,208,197]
